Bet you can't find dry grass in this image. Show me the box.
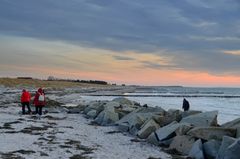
[0,78,111,89]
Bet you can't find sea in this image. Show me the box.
[82,86,240,124]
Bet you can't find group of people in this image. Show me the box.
[21,88,46,115]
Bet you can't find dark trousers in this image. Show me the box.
[35,106,43,115]
[22,102,31,114]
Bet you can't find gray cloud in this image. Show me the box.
[112,55,135,61]
[0,0,240,75]
[140,61,180,70]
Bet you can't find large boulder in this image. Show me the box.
[45,98,62,107]
[221,118,240,128]
[169,135,195,155]
[94,102,120,126]
[216,136,237,159]
[86,110,98,118]
[116,107,165,133]
[146,132,159,145]
[175,123,193,136]
[147,121,180,144]
[181,110,202,118]
[137,119,160,139]
[236,127,240,138]
[224,138,240,159]
[112,97,135,106]
[83,101,106,114]
[221,118,240,138]
[167,109,182,122]
[94,111,105,125]
[180,111,218,127]
[67,107,83,114]
[135,107,166,114]
[203,139,221,159]
[66,103,88,114]
[117,113,145,133]
[187,127,236,141]
[188,139,204,159]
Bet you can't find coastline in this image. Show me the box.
[0,85,171,159]
[1,79,240,159]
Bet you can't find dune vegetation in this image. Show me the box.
[0,78,111,89]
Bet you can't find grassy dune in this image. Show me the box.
[0,78,111,89]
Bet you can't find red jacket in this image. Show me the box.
[33,88,46,106]
[21,90,31,103]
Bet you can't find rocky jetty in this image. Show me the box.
[73,97,240,159]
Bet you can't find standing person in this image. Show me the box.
[33,88,46,116]
[21,89,32,114]
[182,98,190,111]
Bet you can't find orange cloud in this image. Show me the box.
[223,50,240,55]
[2,63,240,86]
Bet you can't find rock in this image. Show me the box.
[112,97,134,106]
[187,127,236,141]
[46,107,68,113]
[169,135,195,155]
[149,121,180,143]
[216,136,236,159]
[221,118,240,128]
[83,101,106,114]
[104,101,120,109]
[118,122,129,132]
[175,123,193,136]
[129,126,140,136]
[101,104,119,126]
[146,132,159,145]
[180,111,218,127]
[116,108,163,133]
[128,114,147,135]
[115,107,136,117]
[188,139,204,159]
[113,98,140,118]
[136,107,166,115]
[236,127,240,138]
[86,101,120,125]
[67,107,83,114]
[224,138,240,159]
[159,138,174,147]
[150,108,178,127]
[94,111,105,125]
[167,109,182,122]
[137,119,160,139]
[86,110,97,118]
[181,110,202,118]
[203,139,221,159]
[45,98,62,107]
[152,115,164,124]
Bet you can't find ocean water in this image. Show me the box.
[82,87,240,124]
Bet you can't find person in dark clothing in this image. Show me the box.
[21,89,32,114]
[33,88,46,116]
[182,98,190,111]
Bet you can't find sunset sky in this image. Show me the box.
[1,0,240,86]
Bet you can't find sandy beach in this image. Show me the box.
[0,84,171,159]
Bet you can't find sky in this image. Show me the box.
[0,0,240,86]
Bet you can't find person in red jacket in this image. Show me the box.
[21,89,32,114]
[33,88,46,116]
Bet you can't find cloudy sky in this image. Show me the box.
[0,0,240,86]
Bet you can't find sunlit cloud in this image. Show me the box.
[223,50,240,55]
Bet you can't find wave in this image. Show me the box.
[88,94,240,98]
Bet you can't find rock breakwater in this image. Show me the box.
[70,97,240,159]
